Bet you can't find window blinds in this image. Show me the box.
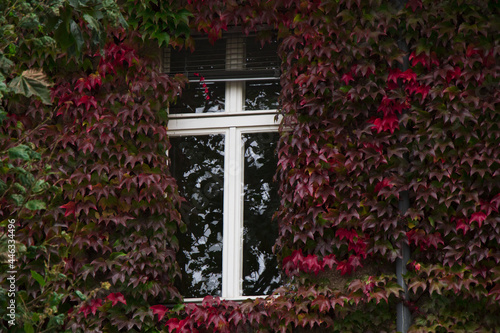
[163,35,280,81]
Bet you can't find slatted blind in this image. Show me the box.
[163,34,280,81]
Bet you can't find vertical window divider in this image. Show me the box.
[222,127,244,298]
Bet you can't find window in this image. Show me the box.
[166,34,282,300]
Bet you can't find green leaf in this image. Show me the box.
[68,0,82,9]
[0,109,6,124]
[7,70,52,105]
[75,290,87,300]
[83,13,101,32]
[0,54,14,72]
[31,270,46,288]
[32,180,49,194]
[110,251,126,260]
[13,182,26,194]
[154,32,170,47]
[0,74,7,100]
[172,303,185,312]
[10,194,24,206]
[340,85,352,93]
[70,20,84,52]
[24,322,35,333]
[49,292,64,307]
[428,216,435,227]
[0,179,7,193]
[25,200,46,211]
[8,145,32,161]
[48,313,65,326]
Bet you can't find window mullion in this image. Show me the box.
[222,127,243,298]
[226,82,244,113]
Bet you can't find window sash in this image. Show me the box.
[167,35,281,300]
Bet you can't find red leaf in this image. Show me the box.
[349,238,368,258]
[466,45,481,57]
[322,254,337,269]
[289,249,305,266]
[165,318,179,332]
[446,66,462,83]
[301,254,323,274]
[75,78,87,93]
[414,84,430,100]
[387,68,416,84]
[400,69,416,82]
[469,212,487,228]
[229,309,245,326]
[202,295,221,307]
[76,95,98,111]
[106,292,126,307]
[409,51,427,67]
[88,73,102,89]
[336,228,358,242]
[375,178,393,193]
[337,260,352,275]
[60,201,76,217]
[406,0,423,12]
[77,305,90,318]
[370,115,399,134]
[89,299,102,315]
[387,68,402,84]
[312,295,331,312]
[341,72,354,85]
[151,305,168,321]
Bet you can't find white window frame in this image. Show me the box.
[167,35,281,301]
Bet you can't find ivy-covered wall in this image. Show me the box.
[1,0,499,332]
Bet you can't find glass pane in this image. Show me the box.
[170,135,225,298]
[244,80,280,111]
[170,81,225,114]
[242,132,281,295]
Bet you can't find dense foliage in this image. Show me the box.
[1,0,499,332]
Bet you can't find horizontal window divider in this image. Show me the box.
[181,295,273,304]
[167,113,281,133]
[168,110,279,119]
[181,76,279,83]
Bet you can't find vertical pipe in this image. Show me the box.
[397,192,411,332]
[394,0,411,331]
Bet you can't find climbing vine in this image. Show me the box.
[1,0,498,332]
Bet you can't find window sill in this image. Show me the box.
[168,109,279,119]
[182,295,271,304]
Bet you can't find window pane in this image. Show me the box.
[170,135,225,298]
[169,81,225,114]
[242,132,281,295]
[244,80,280,111]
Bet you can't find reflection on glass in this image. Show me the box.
[170,81,225,114]
[170,135,224,298]
[245,80,280,111]
[242,132,281,295]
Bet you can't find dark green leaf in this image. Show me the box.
[7,70,52,105]
[24,322,35,333]
[8,145,31,161]
[75,290,87,300]
[25,200,46,211]
[31,270,46,288]
[10,194,24,206]
[70,20,84,52]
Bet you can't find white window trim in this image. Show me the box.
[167,35,281,300]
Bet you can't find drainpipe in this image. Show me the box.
[394,0,411,332]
